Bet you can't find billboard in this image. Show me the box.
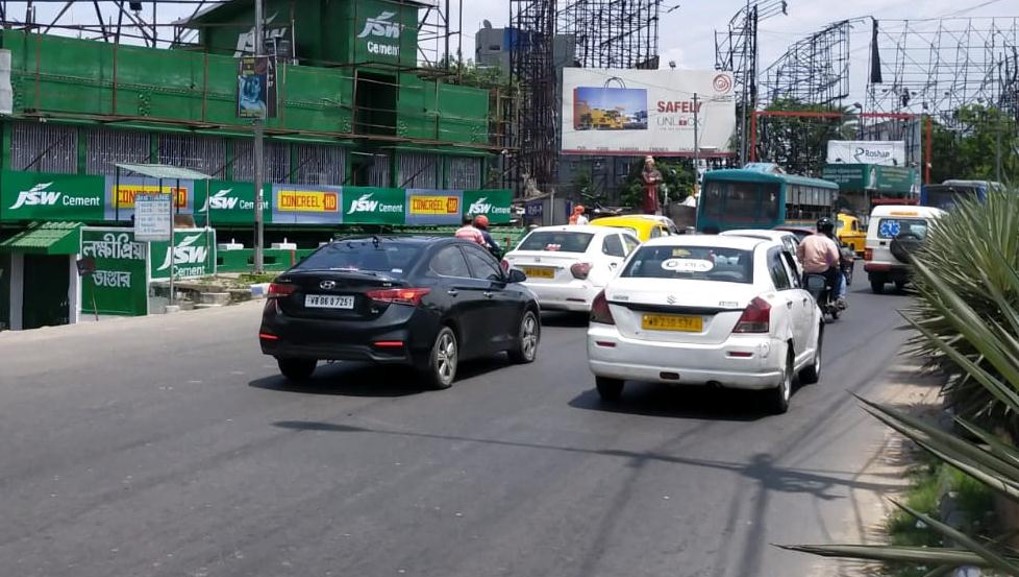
[271,184,342,225]
[826,141,906,166]
[561,69,736,156]
[1,171,105,222]
[105,176,194,222]
[405,190,463,226]
[237,56,278,119]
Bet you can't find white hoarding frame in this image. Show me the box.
[561,68,736,156]
[826,140,906,166]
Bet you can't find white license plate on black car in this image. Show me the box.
[305,295,355,309]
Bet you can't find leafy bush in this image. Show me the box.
[782,189,1019,574]
[908,190,1019,437]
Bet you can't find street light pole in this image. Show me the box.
[693,92,700,195]
[252,0,266,274]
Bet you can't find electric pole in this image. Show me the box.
[693,92,700,195]
[253,0,266,273]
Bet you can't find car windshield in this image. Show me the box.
[621,245,754,284]
[296,239,424,278]
[875,218,929,240]
[606,225,640,237]
[517,231,594,253]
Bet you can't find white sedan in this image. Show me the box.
[718,228,804,277]
[504,225,640,313]
[587,235,823,414]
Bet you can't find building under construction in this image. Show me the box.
[0,0,505,331]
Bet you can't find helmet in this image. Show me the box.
[473,214,489,229]
[816,217,835,234]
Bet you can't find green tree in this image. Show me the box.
[756,99,858,176]
[929,104,1018,183]
[619,159,696,210]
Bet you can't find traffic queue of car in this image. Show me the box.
[257,214,830,416]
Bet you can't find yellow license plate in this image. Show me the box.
[642,314,703,332]
[523,266,555,279]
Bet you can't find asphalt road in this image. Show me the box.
[0,268,918,577]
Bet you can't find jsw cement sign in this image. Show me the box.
[355,4,413,63]
[1,172,107,222]
[150,229,217,281]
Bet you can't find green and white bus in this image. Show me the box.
[696,163,840,233]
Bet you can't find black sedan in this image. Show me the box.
[258,236,541,389]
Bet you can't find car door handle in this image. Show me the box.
[447,289,459,297]
[786,300,794,309]
[483,291,494,298]
[803,297,809,305]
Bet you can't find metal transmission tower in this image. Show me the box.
[714,0,788,166]
[761,20,851,106]
[866,17,1019,123]
[509,0,662,198]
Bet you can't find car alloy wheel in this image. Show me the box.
[426,327,458,390]
[799,329,822,385]
[509,310,540,364]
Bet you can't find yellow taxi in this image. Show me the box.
[589,214,678,242]
[837,213,866,255]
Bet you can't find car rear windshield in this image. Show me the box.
[517,231,594,253]
[296,240,424,278]
[621,245,754,284]
[875,218,929,240]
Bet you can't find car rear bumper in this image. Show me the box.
[259,302,435,366]
[523,281,601,312]
[864,262,910,281]
[587,325,786,390]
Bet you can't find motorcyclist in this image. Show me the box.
[821,220,854,293]
[472,214,502,258]
[796,217,846,309]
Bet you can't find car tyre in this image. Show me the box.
[894,280,907,292]
[871,279,885,294]
[508,310,540,364]
[767,351,794,415]
[424,327,458,390]
[595,376,624,401]
[277,358,317,382]
[799,328,822,385]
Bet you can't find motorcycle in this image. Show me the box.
[804,272,841,321]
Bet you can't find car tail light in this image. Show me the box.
[571,262,593,280]
[864,248,873,261]
[501,259,510,272]
[268,282,295,298]
[733,297,771,334]
[366,287,431,306]
[590,290,615,325]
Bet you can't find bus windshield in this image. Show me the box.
[922,184,982,211]
[701,181,781,227]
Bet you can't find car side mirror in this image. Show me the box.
[507,268,527,283]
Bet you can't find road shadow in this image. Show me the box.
[567,380,796,422]
[248,356,515,398]
[540,311,589,328]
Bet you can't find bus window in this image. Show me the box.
[763,189,779,219]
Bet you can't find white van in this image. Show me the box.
[864,204,946,294]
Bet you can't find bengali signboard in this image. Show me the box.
[149,229,218,281]
[561,69,736,156]
[105,176,194,222]
[404,189,463,226]
[0,171,106,222]
[271,184,342,225]
[79,228,148,316]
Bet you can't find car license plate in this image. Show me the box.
[305,294,355,309]
[641,314,703,332]
[522,266,555,279]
